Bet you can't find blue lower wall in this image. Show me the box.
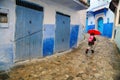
[86,25,95,32]
[43,24,80,56]
[86,23,113,38]
[43,24,55,57]
[0,44,13,71]
[70,25,79,48]
[103,23,113,38]
[43,38,54,56]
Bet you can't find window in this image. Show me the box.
[0,13,8,23]
[0,8,9,28]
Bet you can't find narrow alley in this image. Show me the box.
[5,35,120,80]
[0,0,120,80]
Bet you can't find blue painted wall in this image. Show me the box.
[103,23,113,38]
[70,25,79,48]
[0,0,15,71]
[86,23,113,38]
[43,24,55,56]
[43,24,81,55]
[0,44,13,71]
[86,25,95,32]
[43,38,54,56]
[87,0,114,39]
[0,0,86,71]
[93,8,108,17]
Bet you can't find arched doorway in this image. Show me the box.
[97,17,104,35]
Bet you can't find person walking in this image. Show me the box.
[85,33,96,54]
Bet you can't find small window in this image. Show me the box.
[0,13,8,23]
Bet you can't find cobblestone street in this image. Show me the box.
[4,35,120,80]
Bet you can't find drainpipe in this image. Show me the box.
[111,4,118,41]
[110,0,119,41]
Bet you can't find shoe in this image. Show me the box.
[91,50,94,53]
[85,49,89,54]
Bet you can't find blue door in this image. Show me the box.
[15,2,43,61]
[55,12,70,52]
[97,17,104,35]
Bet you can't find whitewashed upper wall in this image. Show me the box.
[105,9,115,23]
[27,0,82,25]
[87,9,114,26]
[87,15,95,25]
[90,0,111,9]
[0,0,87,49]
[78,10,87,27]
[0,0,87,46]
[0,0,15,44]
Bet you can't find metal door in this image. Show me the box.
[15,2,43,61]
[63,15,70,49]
[55,12,70,52]
[97,17,104,35]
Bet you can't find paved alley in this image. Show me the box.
[5,35,120,80]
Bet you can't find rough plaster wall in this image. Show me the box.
[78,9,87,27]
[0,0,15,70]
[88,15,95,25]
[77,9,87,45]
[28,0,84,48]
[0,0,15,44]
[106,9,115,23]
[28,0,81,25]
[0,0,86,66]
[87,9,115,26]
[90,0,111,9]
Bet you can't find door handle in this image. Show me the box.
[29,20,32,24]
[62,38,64,42]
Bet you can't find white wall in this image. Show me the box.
[0,0,15,44]
[87,8,114,27]
[27,0,86,47]
[0,0,87,65]
[90,0,111,9]
[88,15,95,25]
[106,9,115,23]
[78,10,87,26]
[27,0,82,25]
[0,0,15,70]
